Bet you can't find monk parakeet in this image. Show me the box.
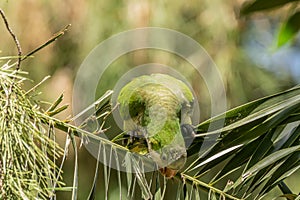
[117,74,195,178]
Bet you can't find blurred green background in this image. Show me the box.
[0,0,299,199]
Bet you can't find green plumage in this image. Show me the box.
[118,74,194,174]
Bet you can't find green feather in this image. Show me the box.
[117,74,194,172]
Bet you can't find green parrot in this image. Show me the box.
[117,74,195,178]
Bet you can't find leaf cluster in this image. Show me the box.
[68,84,300,200]
[240,0,300,48]
[181,85,300,199]
[0,63,64,199]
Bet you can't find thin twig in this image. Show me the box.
[0,8,22,126]
[21,24,71,62]
[0,160,2,196]
[0,9,70,69]
[0,8,22,70]
[180,174,243,200]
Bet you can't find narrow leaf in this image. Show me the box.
[123,153,133,197]
[240,0,299,15]
[244,128,274,171]
[278,181,293,196]
[280,194,299,200]
[113,148,122,200]
[47,104,68,117]
[154,175,162,200]
[70,132,78,200]
[260,156,300,195]
[216,99,300,151]
[132,157,152,200]
[176,183,183,200]
[87,142,102,200]
[227,145,300,191]
[47,93,64,112]
[243,145,300,179]
[212,133,268,182]
[189,145,242,172]
[277,11,300,47]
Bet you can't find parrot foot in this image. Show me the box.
[180,124,196,148]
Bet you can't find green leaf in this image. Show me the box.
[277,11,300,47]
[46,104,68,117]
[244,128,274,171]
[0,64,64,199]
[154,176,162,200]
[260,152,300,194]
[123,153,133,198]
[212,132,272,183]
[196,86,300,137]
[226,101,300,147]
[70,132,78,200]
[87,143,102,200]
[240,0,300,15]
[200,93,300,153]
[245,123,300,193]
[194,186,200,200]
[189,145,242,172]
[176,183,183,200]
[46,93,64,112]
[113,148,123,200]
[187,86,300,182]
[190,96,300,175]
[132,158,152,200]
[226,145,300,192]
[280,194,299,200]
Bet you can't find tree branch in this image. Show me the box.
[0,8,22,70]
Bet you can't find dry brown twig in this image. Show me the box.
[0,8,22,70]
[0,8,71,199]
[0,8,71,69]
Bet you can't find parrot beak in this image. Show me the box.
[158,153,186,178]
[166,152,186,170]
[149,146,187,178]
[159,168,178,178]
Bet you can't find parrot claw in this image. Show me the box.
[180,124,196,148]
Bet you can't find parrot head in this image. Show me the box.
[117,74,194,178]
